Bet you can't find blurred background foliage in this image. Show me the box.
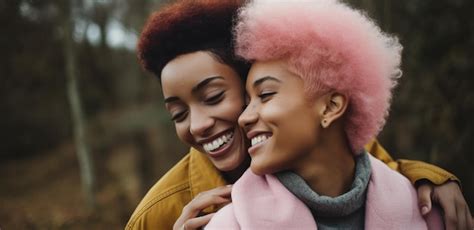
[1,0,472,228]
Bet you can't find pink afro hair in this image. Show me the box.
[235,0,402,153]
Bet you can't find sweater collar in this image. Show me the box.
[276,152,371,217]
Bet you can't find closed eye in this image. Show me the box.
[205,91,225,105]
[171,110,188,122]
[259,91,276,101]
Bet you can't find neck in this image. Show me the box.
[294,124,355,197]
[222,155,251,183]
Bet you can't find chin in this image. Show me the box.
[249,162,271,176]
[212,156,243,172]
[250,157,285,176]
[215,163,238,172]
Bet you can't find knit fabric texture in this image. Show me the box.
[276,152,371,229]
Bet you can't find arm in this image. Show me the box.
[365,139,473,230]
[365,139,459,184]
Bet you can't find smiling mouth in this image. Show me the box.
[251,133,272,147]
[203,131,234,153]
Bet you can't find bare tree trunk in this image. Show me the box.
[94,4,109,53]
[61,0,96,211]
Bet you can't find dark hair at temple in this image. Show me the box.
[137,0,250,81]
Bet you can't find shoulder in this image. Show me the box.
[367,154,419,213]
[368,154,408,182]
[366,154,434,228]
[368,154,416,195]
[126,153,193,230]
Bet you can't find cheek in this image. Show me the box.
[267,102,320,151]
[175,123,192,145]
[279,123,318,150]
[219,95,245,122]
[259,101,291,125]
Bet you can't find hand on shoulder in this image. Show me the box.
[173,185,232,230]
[417,180,473,230]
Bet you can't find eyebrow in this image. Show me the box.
[164,76,224,104]
[192,76,224,94]
[253,76,282,88]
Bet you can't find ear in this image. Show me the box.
[319,92,348,128]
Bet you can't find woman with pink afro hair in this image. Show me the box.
[205,0,445,229]
[235,0,402,152]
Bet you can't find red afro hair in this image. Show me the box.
[137,0,248,79]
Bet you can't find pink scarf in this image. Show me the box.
[206,155,444,229]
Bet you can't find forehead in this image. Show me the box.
[160,51,242,96]
[246,60,298,87]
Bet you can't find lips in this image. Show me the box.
[246,130,272,155]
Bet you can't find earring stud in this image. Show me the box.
[322,119,328,128]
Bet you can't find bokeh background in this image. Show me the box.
[1,0,473,229]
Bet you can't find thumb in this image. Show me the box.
[417,183,433,215]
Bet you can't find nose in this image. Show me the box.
[189,109,215,137]
[238,103,258,130]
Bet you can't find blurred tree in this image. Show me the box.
[60,0,96,211]
[0,0,71,158]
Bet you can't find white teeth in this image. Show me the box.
[251,134,268,146]
[203,132,234,152]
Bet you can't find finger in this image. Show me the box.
[462,198,473,230]
[179,189,231,221]
[437,193,457,230]
[466,207,473,230]
[195,185,232,199]
[183,213,215,230]
[417,184,433,215]
[174,186,232,229]
[189,194,231,212]
[467,212,474,229]
[209,185,233,198]
[455,200,467,230]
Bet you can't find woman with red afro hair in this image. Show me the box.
[128,0,470,229]
[129,1,252,229]
[206,0,470,229]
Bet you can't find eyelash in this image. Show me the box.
[171,110,188,122]
[170,91,225,123]
[204,91,225,105]
[258,91,276,101]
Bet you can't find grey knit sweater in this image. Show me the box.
[276,153,371,230]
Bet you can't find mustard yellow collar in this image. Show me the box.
[188,148,227,198]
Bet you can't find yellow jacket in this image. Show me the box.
[125,140,458,230]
